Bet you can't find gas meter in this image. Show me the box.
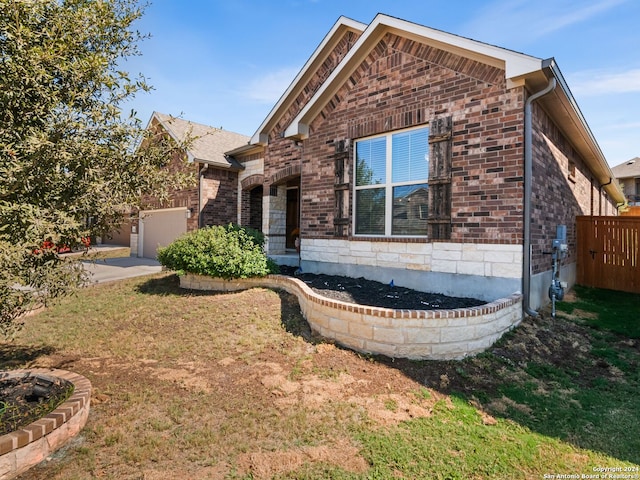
[548,225,568,316]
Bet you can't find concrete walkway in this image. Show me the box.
[81,247,162,284]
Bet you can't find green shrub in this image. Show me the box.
[157,224,279,280]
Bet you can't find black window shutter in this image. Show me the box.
[428,116,453,240]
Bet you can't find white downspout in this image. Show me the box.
[523,76,556,317]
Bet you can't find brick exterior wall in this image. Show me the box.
[200,167,239,227]
[530,102,617,275]
[262,31,617,249]
[298,32,524,244]
[240,184,263,231]
[139,118,245,232]
[238,158,265,230]
[271,30,361,140]
[262,29,362,194]
[142,158,241,232]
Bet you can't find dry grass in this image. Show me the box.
[3,273,638,479]
[8,274,411,478]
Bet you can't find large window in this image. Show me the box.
[354,126,429,236]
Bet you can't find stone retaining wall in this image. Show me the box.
[180,273,523,360]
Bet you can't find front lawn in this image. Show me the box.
[3,274,639,479]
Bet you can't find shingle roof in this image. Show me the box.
[152,112,250,169]
[611,157,640,179]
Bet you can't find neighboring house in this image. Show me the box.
[132,112,249,258]
[612,157,640,206]
[226,14,624,312]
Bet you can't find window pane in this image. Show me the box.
[392,128,429,183]
[355,188,385,234]
[392,184,429,235]
[356,137,386,186]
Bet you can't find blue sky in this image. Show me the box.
[122,0,639,167]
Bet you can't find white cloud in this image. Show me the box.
[598,120,640,131]
[462,0,630,44]
[241,67,301,104]
[570,69,640,96]
[535,0,629,36]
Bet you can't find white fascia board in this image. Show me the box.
[386,17,542,78]
[250,16,366,145]
[284,14,544,139]
[144,111,158,131]
[150,112,184,147]
[284,122,310,140]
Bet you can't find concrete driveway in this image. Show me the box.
[82,256,162,284]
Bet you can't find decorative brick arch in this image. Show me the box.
[269,164,301,186]
[241,174,264,191]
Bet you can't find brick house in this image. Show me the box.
[130,112,249,258]
[228,14,624,312]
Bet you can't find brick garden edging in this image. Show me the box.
[180,273,523,360]
[0,369,91,480]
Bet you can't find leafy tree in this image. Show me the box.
[0,0,192,337]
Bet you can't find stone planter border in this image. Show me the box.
[180,273,523,360]
[0,369,91,480]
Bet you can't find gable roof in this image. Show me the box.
[271,13,623,204]
[284,14,543,141]
[611,157,640,179]
[250,16,367,145]
[151,112,249,169]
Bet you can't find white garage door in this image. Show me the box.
[139,208,188,259]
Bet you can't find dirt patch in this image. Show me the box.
[14,329,441,479]
[236,438,368,480]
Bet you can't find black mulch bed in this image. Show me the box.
[278,266,486,310]
[0,373,73,436]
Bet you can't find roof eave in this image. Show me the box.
[250,16,366,146]
[535,59,625,204]
[196,156,245,171]
[225,143,264,157]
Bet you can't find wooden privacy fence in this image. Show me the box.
[577,216,640,294]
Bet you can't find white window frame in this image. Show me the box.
[353,125,429,237]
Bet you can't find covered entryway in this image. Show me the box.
[286,185,300,250]
[138,207,188,259]
[265,165,301,256]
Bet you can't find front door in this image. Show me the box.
[286,186,299,250]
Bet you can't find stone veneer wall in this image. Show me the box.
[267,185,288,254]
[179,273,523,360]
[301,239,521,277]
[299,238,522,302]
